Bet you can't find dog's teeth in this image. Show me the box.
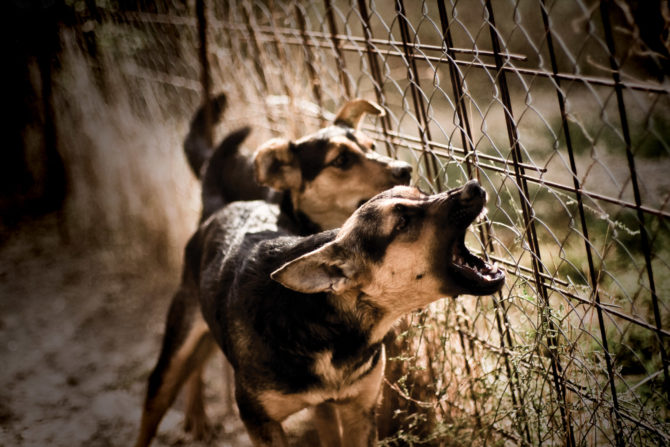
[490,263,499,274]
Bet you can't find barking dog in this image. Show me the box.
[134,180,504,446]
[134,98,412,445]
[184,94,412,228]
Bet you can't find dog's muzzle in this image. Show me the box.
[391,161,412,184]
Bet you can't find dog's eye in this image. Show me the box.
[394,204,409,231]
[395,216,408,232]
[330,152,350,169]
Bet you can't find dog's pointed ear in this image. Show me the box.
[253,138,301,191]
[334,99,385,129]
[271,242,360,294]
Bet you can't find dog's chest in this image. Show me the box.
[312,349,379,391]
[258,346,386,422]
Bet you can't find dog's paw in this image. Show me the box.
[184,407,216,441]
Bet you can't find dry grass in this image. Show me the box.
[52,30,201,269]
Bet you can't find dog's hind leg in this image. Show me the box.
[134,287,216,447]
[183,363,215,440]
[184,365,211,440]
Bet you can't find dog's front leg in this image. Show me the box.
[338,402,378,447]
[243,419,288,447]
[313,401,343,447]
[339,347,386,447]
[236,386,289,447]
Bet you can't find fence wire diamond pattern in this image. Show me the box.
[71,0,670,445]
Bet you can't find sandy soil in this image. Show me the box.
[0,215,253,446]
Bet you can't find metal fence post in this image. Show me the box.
[196,0,212,148]
[483,1,576,445]
[599,0,670,403]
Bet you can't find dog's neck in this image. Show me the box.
[328,289,395,346]
[279,192,322,236]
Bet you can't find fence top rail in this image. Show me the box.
[114,11,670,95]
[220,19,670,95]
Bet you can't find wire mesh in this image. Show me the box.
[66,0,670,445]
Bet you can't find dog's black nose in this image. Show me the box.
[460,179,485,201]
[391,162,412,183]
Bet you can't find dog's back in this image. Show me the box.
[195,199,286,348]
[195,200,347,382]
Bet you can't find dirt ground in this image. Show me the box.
[0,215,254,446]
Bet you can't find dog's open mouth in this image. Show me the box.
[449,236,505,294]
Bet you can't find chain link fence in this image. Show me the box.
[60,0,670,445]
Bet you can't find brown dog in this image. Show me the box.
[134,98,412,445]
[134,180,504,446]
[185,95,412,228]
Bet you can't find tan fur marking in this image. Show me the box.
[295,147,405,230]
[135,312,214,447]
[158,315,211,404]
[257,390,313,422]
[338,193,426,237]
[334,99,385,129]
[313,403,343,447]
[253,138,301,190]
[258,349,385,423]
[365,234,440,307]
[313,350,377,389]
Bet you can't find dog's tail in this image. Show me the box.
[200,127,281,220]
[185,92,281,220]
[183,93,228,179]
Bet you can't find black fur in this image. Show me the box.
[195,207,382,395]
[293,126,363,182]
[183,93,228,178]
[350,206,393,264]
[200,126,282,220]
[293,137,331,182]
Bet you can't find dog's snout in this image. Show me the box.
[460,179,485,201]
[391,162,412,183]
